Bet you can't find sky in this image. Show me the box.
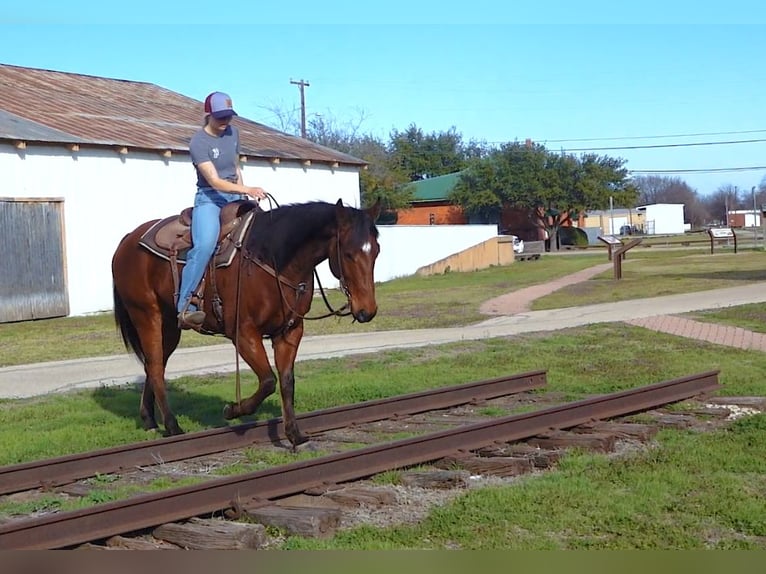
[2,1,766,198]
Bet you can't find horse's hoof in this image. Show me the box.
[291,439,318,453]
[223,403,237,420]
[145,427,161,437]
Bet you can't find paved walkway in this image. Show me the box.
[2,265,766,399]
[626,316,766,352]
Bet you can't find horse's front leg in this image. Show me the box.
[271,324,309,448]
[222,326,277,422]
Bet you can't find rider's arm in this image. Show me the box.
[197,161,264,199]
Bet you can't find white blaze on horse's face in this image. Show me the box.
[361,241,372,255]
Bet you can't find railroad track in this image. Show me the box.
[0,370,546,496]
[0,370,721,549]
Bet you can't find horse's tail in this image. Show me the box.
[113,284,146,365]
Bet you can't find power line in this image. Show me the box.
[630,166,766,175]
[560,138,766,153]
[540,128,766,144]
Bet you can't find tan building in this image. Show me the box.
[580,208,646,235]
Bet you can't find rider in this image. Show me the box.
[177,91,267,330]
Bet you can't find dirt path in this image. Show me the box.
[479,262,613,316]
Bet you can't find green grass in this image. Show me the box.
[1,322,764,465]
[686,303,766,334]
[0,254,602,367]
[533,250,766,310]
[2,249,765,367]
[284,416,766,549]
[2,248,766,548]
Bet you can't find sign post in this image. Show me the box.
[612,238,642,280]
[597,235,623,261]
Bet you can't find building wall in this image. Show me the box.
[727,210,761,228]
[3,143,501,317]
[580,210,646,234]
[415,236,515,276]
[374,224,498,281]
[396,202,467,225]
[640,204,685,235]
[1,143,361,316]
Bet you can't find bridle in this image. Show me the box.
[241,194,354,324]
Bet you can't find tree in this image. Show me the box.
[269,107,414,212]
[450,142,638,248]
[352,135,413,211]
[448,157,505,223]
[388,124,480,181]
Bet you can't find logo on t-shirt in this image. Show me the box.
[211,147,220,159]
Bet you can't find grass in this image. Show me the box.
[3,321,765,466]
[2,249,765,367]
[1,247,766,548]
[0,254,601,367]
[2,322,765,547]
[284,417,766,549]
[686,303,766,334]
[532,250,766,309]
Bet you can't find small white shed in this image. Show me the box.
[636,203,685,235]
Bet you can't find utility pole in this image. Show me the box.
[290,78,310,138]
[752,186,758,247]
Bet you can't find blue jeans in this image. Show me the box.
[177,187,244,313]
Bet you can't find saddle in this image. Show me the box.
[138,200,261,327]
[139,199,259,267]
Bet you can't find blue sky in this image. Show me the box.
[3,1,766,196]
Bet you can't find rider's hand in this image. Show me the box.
[245,186,266,201]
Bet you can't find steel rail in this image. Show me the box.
[0,370,718,550]
[0,370,547,495]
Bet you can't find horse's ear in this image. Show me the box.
[367,198,382,222]
[335,198,349,224]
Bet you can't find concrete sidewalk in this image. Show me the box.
[2,279,766,400]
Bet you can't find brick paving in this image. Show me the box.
[483,262,766,352]
[626,316,766,352]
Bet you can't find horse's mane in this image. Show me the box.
[245,201,377,269]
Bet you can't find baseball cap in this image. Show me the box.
[204,91,238,119]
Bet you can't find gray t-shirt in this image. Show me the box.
[189,125,240,188]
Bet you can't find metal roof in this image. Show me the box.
[0,64,365,166]
[0,109,87,143]
[408,172,463,201]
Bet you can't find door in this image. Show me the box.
[0,198,69,322]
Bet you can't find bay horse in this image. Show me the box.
[112,199,381,447]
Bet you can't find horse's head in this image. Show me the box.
[328,199,381,323]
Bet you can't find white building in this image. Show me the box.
[636,203,685,235]
[0,64,370,322]
[0,64,498,322]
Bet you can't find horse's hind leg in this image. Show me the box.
[137,311,183,436]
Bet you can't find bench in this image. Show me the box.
[516,240,544,261]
